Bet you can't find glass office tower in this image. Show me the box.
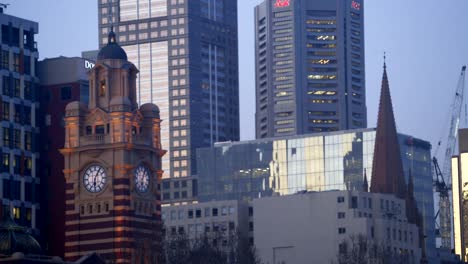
[196,128,435,261]
[255,0,366,138]
[98,0,240,202]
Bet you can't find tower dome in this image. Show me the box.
[0,214,42,256]
[97,29,128,61]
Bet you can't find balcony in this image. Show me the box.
[68,134,155,148]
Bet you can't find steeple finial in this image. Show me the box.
[383,52,386,68]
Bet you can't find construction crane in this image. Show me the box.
[433,65,466,249]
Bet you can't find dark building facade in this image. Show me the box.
[255,0,366,138]
[37,57,90,258]
[0,11,41,242]
[97,0,240,203]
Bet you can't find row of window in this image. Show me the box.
[166,221,236,237]
[2,180,38,202]
[163,205,236,221]
[2,128,33,150]
[2,153,33,174]
[2,76,34,100]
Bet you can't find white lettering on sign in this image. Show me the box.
[84,60,95,69]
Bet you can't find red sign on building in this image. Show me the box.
[351,1,361,11]
[274,0,290,8]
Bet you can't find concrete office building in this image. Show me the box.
[451,128,468,262]
[97,0,240,203]
[162,200,250,246]
[255,0,366,138]
[37,57,91,258]
[254,190,422,264]
[0,10,41,240]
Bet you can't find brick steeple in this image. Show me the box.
[370,60,407,199]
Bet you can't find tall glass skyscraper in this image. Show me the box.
[97,0,240,201]
[255,0,366,138]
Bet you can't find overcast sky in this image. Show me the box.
[7,0,468,161]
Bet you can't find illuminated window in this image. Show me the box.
[307,43,336,49]
[274,28,292,35]
[275,60,293,66]
[306,19,336,25]
[276,127,294,133]
[13,207,20,219]
[275,76,292,81]
[275,36,292,42]
[275,91,291,97]
[275,68,292,74]
[307,74,336,80]
[274,44,293,50]
[309,35,336,41]
[276,119,294,125]
[308,90,337,96]
[99,80,106,96]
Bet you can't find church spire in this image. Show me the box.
[370,58,407,199]
[362,169,369,192]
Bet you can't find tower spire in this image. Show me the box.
[370,59,407,199]
[362,169,369,192]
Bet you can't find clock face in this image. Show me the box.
[135,165,150,193]
[83,165,107,193]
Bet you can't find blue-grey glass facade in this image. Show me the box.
[97,0,239,203]
[196,128,436,262]
[0,12,40,233]
[255,0,366,138]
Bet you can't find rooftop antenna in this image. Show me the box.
[0,3,10,14]
[107,1,114,32]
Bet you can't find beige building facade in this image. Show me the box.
[253,190,422,264]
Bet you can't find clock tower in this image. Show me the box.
[60,30,165,263]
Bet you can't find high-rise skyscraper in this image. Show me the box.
[255,0,366,138]
[0,9,41,241]
[97,0,240,202]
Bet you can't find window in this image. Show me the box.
[2,76,10,96]
[99,80,106,96]
[13,79,20,98]
[2,153,9,172]
[3,127,10,146]
[14,104,21,123]
[221,206,228,216]
[24,55,31,75]
[95,125,105,134]
[337,212,345,219]
[212,207,218,217]
[2,101,9,120]
[338,228,346,234]
[351,196,358,208]
[13,53,20,72]
[188,209,193,219]
[1,50,8,70]
[13,129,20,148]
[337,196,345,203]
[61,86,72,100]
[195,209,201,218]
